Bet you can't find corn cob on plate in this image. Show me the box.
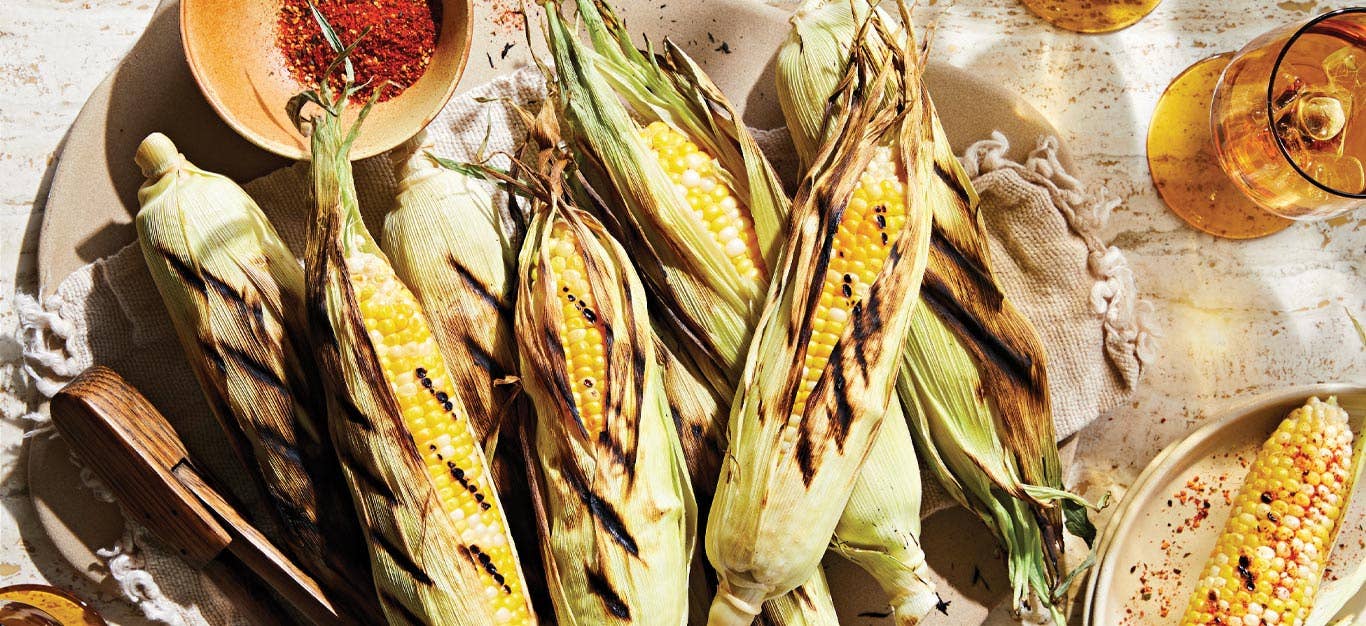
[1086,387,1366,626]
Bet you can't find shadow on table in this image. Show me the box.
[35,0,287,297]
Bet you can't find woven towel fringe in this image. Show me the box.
[15,293,83,403]
[98,530,191,625]
[17,290,190,625]
[961,132,1158,383]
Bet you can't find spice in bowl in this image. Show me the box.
[277,0,440,102]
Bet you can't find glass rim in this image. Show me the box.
[1266,6,1366,199]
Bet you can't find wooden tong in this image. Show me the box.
[49,366,348,625]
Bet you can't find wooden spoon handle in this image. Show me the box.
[50,366,343,625]
[175,466,341,625]
[51,366,230,567]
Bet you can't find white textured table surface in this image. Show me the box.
[2,0,1363,624]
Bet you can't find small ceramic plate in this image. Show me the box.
[1084,386,1366,626]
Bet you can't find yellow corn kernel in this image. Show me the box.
[348,251,531,625]
[546,220,610,437]
[1180,397,1356,626]
[791,145,906,419]
[640,121,766,283]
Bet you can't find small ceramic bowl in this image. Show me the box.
[180,0,472,160]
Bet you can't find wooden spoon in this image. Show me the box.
[49,366,348,626]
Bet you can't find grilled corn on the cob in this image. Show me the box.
[1181,397,1362,626]
[289,25,535,624]
[509,103,695,625]
[704,16,934,622]
[134,132,378,622]
[382,133,554,621]
[777,1,1090,620]
[546,1,939,622]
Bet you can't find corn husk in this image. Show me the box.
[382,134,555,621]
[776,0,1096,621]
[544,1,939,623]
[134,132,378,622]
[704,12,935,622]
[543,0,783,380]
[289,37,512,624]
[507,102,695,626]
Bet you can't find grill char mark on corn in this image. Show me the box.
[918,247,1033,387]
[586,568,632,620]
[340,447,397,504]
[373,530,436,586]
[446,252,514,319]
[461,337,502,379]
[932,160,972,205]
[343,249,533,623]
[786,145,909,483]
[155,243,209,293]
[220,343,290,393]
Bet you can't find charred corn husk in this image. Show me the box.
[545,1,939,623]
[290,34,534,625]
[651,320,841,626]
[382,134,554,620]
[134,132,378,622]
[1181,397,1364,626]
[703,15,934,622]
[777,0,1093,620]
[382,132,521,445]
[509,104,694,626]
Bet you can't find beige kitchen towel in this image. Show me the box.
[18,67,1153,625]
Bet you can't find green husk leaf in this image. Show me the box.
[288,15,512,624]
[545,1,939,622]
[1062,499,1096,548]
[134,133,379,622]
[705,9,935,622]
[510,101,695,626]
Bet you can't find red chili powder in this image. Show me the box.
[277,0,440,102]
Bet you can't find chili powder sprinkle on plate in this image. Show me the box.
[277,0,440,102]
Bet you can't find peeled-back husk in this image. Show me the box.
[298,89,504,625]
[510,104,696,626]
[705,16,935,623]
[382,134,556,620]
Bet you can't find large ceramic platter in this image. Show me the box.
[30,0,1072,623]
[1084,386,1366,625]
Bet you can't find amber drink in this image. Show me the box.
[1214,9,1366,220]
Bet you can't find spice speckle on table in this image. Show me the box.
[1,0,1362,625]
